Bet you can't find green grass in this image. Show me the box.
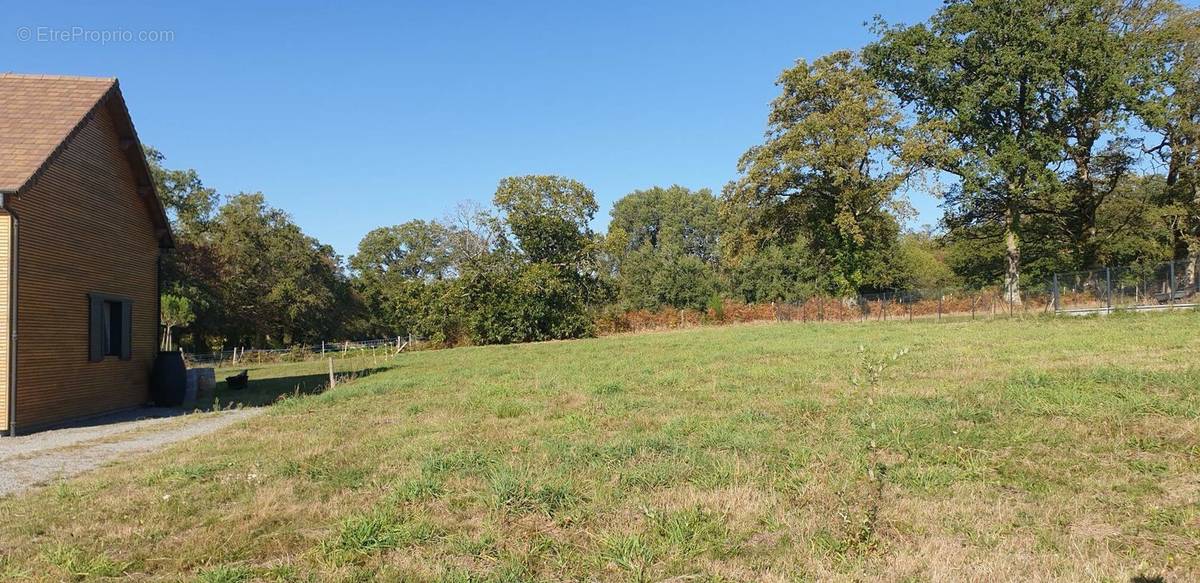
[2,312,1199,581]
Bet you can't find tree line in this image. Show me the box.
[158,0,1198,351]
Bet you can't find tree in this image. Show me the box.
[159,293,195,351]
[613,247,719,310]
[459,252,597,344]
[727,237,824,303]
[1035,0,1166,270]
[147,148,224,351]
[726,50,913,296]
[351,221,454,282]
[350,220,457,337]
[455,175,608,344]
[145,147,219,234]
[493,175,598,264]
[444,200,501,269]
[866,0,1073,303]
[608,186,722,309]
[1140,4,1200,282]
[892,231,960,291]
[609,186,721,262]
[210,193,353,346]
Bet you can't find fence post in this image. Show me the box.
[908,296,913,322]
[328,357,335,389]
[938,294,943,321]
[880,298,886,321]
[1169,260,1177,309]
[819,297,824,322]
[1105,267,1112,313]
[1052,274,1060,313]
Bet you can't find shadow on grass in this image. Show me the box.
[200,366,391,409]
[14,364,392,435]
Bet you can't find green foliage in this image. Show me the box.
[148,1,1199,351]
[609,186,722,310]
[448,176,608,344]
[865,0,1173,295]
[493,175,598,264]
[349,220,460,339]
[159,293,195,351]
[1141,5,1200,265]
[460,255,599,345]
[609,185,721,262]
[892,232,959,291]
[145,147,218,234]
[208,193,353,346]
[727,238,822,303]
[616,248,718,311]
[351,220,454,282]
[725,50,913,296]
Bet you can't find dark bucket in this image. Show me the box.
[151,351,188,406]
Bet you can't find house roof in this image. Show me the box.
[0,73,173,247]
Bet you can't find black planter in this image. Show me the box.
[151,351,187,406]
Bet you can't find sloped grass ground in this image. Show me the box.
[1,312,1198,581]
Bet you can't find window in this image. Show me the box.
[103,300,122,357]
[89,294,132,362]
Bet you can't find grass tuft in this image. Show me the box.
[42,545,129,580]
[195,564,252,583]
[321,508,438,561]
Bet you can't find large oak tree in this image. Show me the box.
[726,50,914,297]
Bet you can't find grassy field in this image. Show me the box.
[1,312,1198,581]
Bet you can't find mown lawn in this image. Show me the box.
[1,312,1198,581]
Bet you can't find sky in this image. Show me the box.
[6,1,947,257]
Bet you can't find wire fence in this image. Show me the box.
[182,335,422,368]
[184,258,1199,364]
[599,286,1057,333]
[1053,257,1200,314]
[772,287,1055,323]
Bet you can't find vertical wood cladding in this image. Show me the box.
[8,104,160,431]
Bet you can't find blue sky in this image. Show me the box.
[7,1,946,257]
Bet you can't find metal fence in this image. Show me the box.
[768,287,1055,324]
[183,258,1199,364]
[1053,258,1200,314]
[182,335,418,367]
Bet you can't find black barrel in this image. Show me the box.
[151,351,188,406]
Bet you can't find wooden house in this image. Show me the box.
[0,74,173,434]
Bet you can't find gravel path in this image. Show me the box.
[0,408,262,497]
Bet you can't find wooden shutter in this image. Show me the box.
[120,300,133,361]
[88,295,104,362]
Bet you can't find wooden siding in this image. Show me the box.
[0,213,9,433]
[8,104,160,432]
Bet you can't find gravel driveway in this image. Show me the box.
[0,407,262,497]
